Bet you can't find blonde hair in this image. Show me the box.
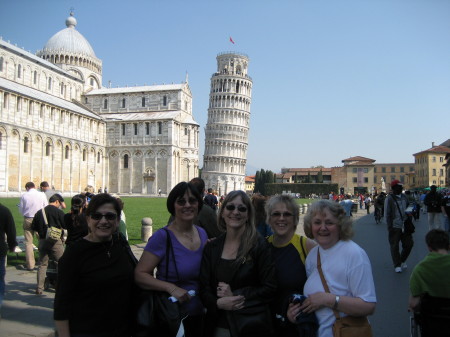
[265,194,300,229]
[218,190,258,265]
[303,200,354,241]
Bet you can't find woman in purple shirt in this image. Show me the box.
[135,182,208,337]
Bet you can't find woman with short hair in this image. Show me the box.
[135,182,208,337]
[287,200,376,337]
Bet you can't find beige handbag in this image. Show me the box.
[42,208,62,243]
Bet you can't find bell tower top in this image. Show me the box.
[216,52,249,76]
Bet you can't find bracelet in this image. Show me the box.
[333,295,340,310]
[169,287,177,294]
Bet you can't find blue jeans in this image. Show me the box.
[0,254,6,308]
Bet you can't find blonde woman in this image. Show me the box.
[199,190,277,337]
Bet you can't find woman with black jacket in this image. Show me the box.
[199,190,277,337]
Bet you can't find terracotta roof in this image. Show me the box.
[413,146,450,156]
[342,156,375,163]
[286,168,332,173]
[245,176,255,182]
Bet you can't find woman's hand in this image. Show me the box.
[287,302,301,323]
[217,295,245,311]
[216,282,233,298]
[170,286,191,303]
[299,292,333,313]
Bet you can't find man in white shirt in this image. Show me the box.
[18,182,48,270]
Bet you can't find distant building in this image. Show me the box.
[0,12,199,195]
[413,141,450,188]
[245,175,255,193]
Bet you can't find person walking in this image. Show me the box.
[31,194,66,295]
[424,185,443,230]
[385,180,413,273]
[0,203,17,309]
[364,194,372,214]
[40,181,55,201]
[204,188,218,211]
[18,182,48,270]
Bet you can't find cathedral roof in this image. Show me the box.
[101,111,199,126]
[86,84,187,95]
[41,12,96,58]
[0,78,100,120]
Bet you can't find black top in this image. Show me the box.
[424,192,443,213]
[0,203,17,257]
[64,212,88,245]
[31,205,65,239]
[54,237,135,336]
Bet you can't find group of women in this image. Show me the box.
[53,182,376,337]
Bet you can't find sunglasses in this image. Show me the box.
[176,197,198,206]
[90,212,118,221]
[225,204,248,212]
[270,212,294,218]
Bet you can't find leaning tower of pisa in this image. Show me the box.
[202,52,253,195]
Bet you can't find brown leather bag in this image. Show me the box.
[317,251,373,337]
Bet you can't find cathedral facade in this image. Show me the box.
[0,13,199,195]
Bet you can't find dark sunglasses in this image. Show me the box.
[270,212,293,218]
[176,197,198,206]
[225,204,248,212]
[90,212,118,221]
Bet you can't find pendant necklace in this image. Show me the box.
[103,239,114,258]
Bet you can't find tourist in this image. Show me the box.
[135,182,208,337]
[424,185,443,230]
[31,194,66,295]
[54,193,135,337]
[199,190,277,337]
[0,203,17,309]
[287,200,376,337]
[64,194,88,246]
[252,193,273,238]
[18,182,48,270]
[266,194,316,337]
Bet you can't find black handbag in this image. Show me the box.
[126,229,187,337]
[227,299,274,337]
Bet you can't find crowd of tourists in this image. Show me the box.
[0,177,449,337]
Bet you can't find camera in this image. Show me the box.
[289,294,307,305]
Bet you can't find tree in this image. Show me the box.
[253,168,275,195]
[317,169,323,183]
[306,171,311,183]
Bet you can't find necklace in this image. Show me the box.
[172,222,195,242]
[102,239,114,258]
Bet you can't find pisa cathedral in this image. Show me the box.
[0,13,199,196]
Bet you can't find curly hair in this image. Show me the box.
[218,190,257,265]
[303,200,354,241]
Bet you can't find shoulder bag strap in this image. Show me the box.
[163,228,180,282]
[42,208,49,226]
[317,250,340,321]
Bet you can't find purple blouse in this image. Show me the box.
[144,225,208,315]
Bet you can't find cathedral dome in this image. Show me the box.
[42,12,96,57]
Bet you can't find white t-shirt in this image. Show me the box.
[304,240,377,337]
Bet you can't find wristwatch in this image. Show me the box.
[333,295,340,310]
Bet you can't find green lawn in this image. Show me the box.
[0,196,313,266]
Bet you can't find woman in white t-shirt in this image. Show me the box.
[287,200,377,337]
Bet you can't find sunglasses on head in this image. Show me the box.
[90,212,117,221]
[176,197,198,206]
[225,204,248,212]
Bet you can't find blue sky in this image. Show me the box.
[1,0,450,174]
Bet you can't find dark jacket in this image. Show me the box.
[424,191,442,213]
[199,233,277,337]
[32,204,65,239]
[0,203,17,257]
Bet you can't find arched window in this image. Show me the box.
[45,142,51,156]
[163,95,167,106]
[121,98,126,108]
[124,154,129,168]
[23,137,29,153]
[82,149,86,161]
[48,77,52,90]
[65,146,70,159]
[0,57,3,72]
[17,64,22,78]
[33,71,37,84]
[90,78,94,86]
[97,152,101,163]
[142,97,145,107]
[158,122,162,134]
[40,104,45,118]
[103,99,108,109]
